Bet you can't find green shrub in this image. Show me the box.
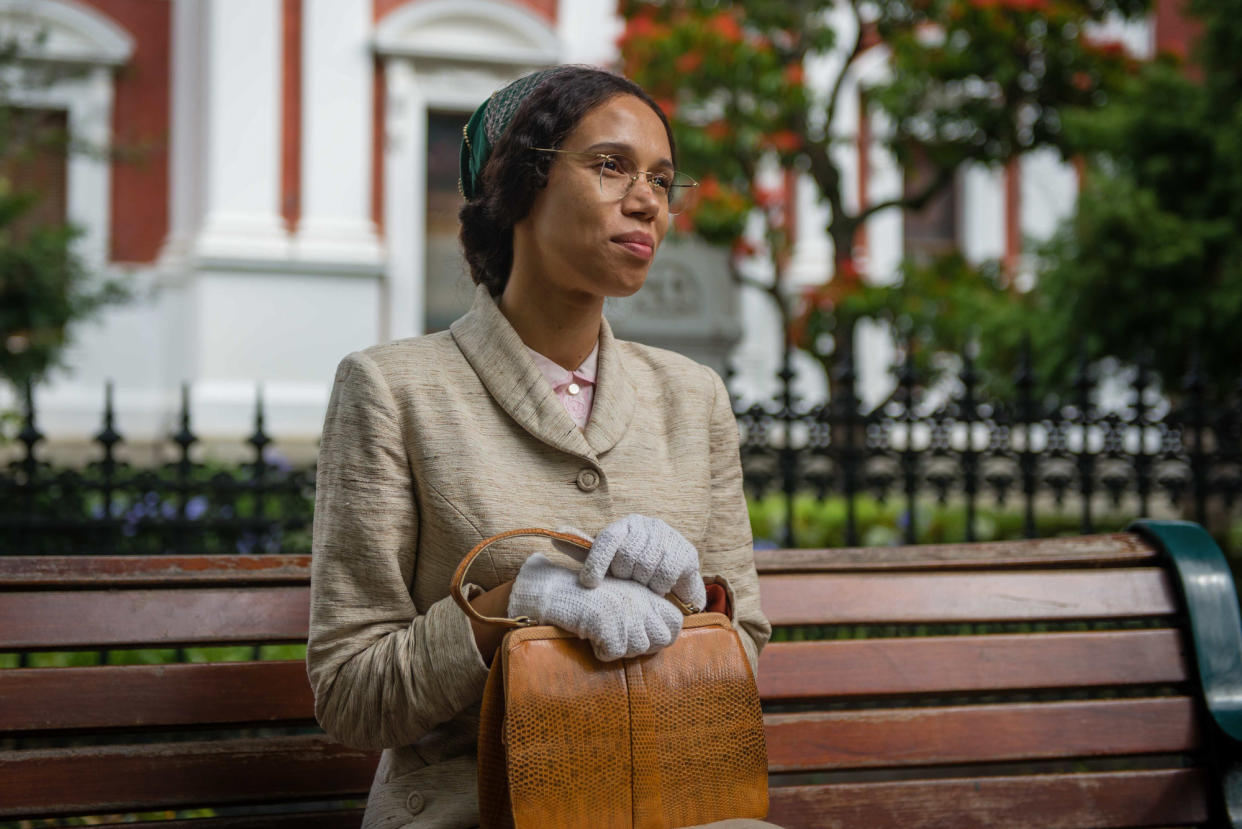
[748,492,1138,549]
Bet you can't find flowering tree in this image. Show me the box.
[619,0,1149,399]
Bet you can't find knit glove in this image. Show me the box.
[579,514,707,612]
[508,553,684,661]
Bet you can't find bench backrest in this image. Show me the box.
[755,530,1232,828]
[0,555,375,824]
[0,530,1235,827]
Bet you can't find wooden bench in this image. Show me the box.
[2,519,1240,827]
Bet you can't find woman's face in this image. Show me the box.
[512,93,673,300]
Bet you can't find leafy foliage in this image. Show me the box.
[619,0,1151,403]
[0,192,126,389]
[748,491,1142,549]
[1026,3,1242,398]
[818,252,1036,395]
[871,0,1146,169]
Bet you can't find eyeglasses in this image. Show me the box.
[529,148,698,214]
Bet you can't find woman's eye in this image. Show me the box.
[602,155,643,177]
[650,174,671,191]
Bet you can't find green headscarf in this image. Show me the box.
[458,67,570,201]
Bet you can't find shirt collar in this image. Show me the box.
[525,341,599,390]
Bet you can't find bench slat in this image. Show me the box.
[3,628,1193,724]
[0,570,1180,649]
[766,768,1210,829]
[0,534,1161,585]
[129,810,365,829]
[756,533,1158,573]
[761,568,1177,626]
[758,629,1189,700]
[0,587,309,649]
[765,697,1200,772]
[0,555,313,588]
[127,812,364,829]
[0,661,313,732]
[0,735,378,818]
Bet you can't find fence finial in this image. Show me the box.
[97,380,121,450]
[250,383,271,459]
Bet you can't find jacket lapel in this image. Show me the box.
[451,285,596,461]
[584,314,636,457]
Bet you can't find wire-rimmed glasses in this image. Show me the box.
[530,147,698,214]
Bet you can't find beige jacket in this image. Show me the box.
[308,285,772,828]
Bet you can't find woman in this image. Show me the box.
[307,65,775,828]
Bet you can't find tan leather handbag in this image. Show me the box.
[451,528,769,829]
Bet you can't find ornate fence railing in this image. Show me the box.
[0,383,315,556]
[2,344,1239,555]
[735,346,1241,548]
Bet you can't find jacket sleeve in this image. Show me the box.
[306,351,490,751]
[697,367,772,677]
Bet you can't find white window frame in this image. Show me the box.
[0,0,133,271]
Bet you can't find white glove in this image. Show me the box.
[580,514,707,611]
[508,553,683,661]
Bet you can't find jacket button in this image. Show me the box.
[576,468,600,492]
[406,791,425,815]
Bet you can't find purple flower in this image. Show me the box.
[262,447,293,474]
[186,496,208,520]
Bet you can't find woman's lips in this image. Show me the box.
[615,240,653,259]
[613,233,654,260]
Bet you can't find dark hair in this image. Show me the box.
[458,67,676,297]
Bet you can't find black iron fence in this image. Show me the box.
[2,343,1240,556]
[735,345,1241,550]
[0,383,316,556]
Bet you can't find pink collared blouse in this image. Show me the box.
[525,342,599,429]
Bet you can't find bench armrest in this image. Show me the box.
[1132,520,1242,829]
[1131,519,1242,743]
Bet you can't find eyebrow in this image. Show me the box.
[582,141,674,171]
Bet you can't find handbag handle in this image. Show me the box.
[450,527,699,629]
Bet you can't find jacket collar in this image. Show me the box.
[450,285,636,461]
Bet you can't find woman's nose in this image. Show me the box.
[624,174,663,216]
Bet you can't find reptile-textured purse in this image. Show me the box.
[450,528,769,829]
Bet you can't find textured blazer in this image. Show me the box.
[307,285,772,828]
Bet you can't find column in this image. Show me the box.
[195,0,288,259]
[381,57,422,341]
[296,0,382,264]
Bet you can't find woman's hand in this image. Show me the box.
[468,580,514,665]
[580,514,707,611]
[508,553,683,661]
